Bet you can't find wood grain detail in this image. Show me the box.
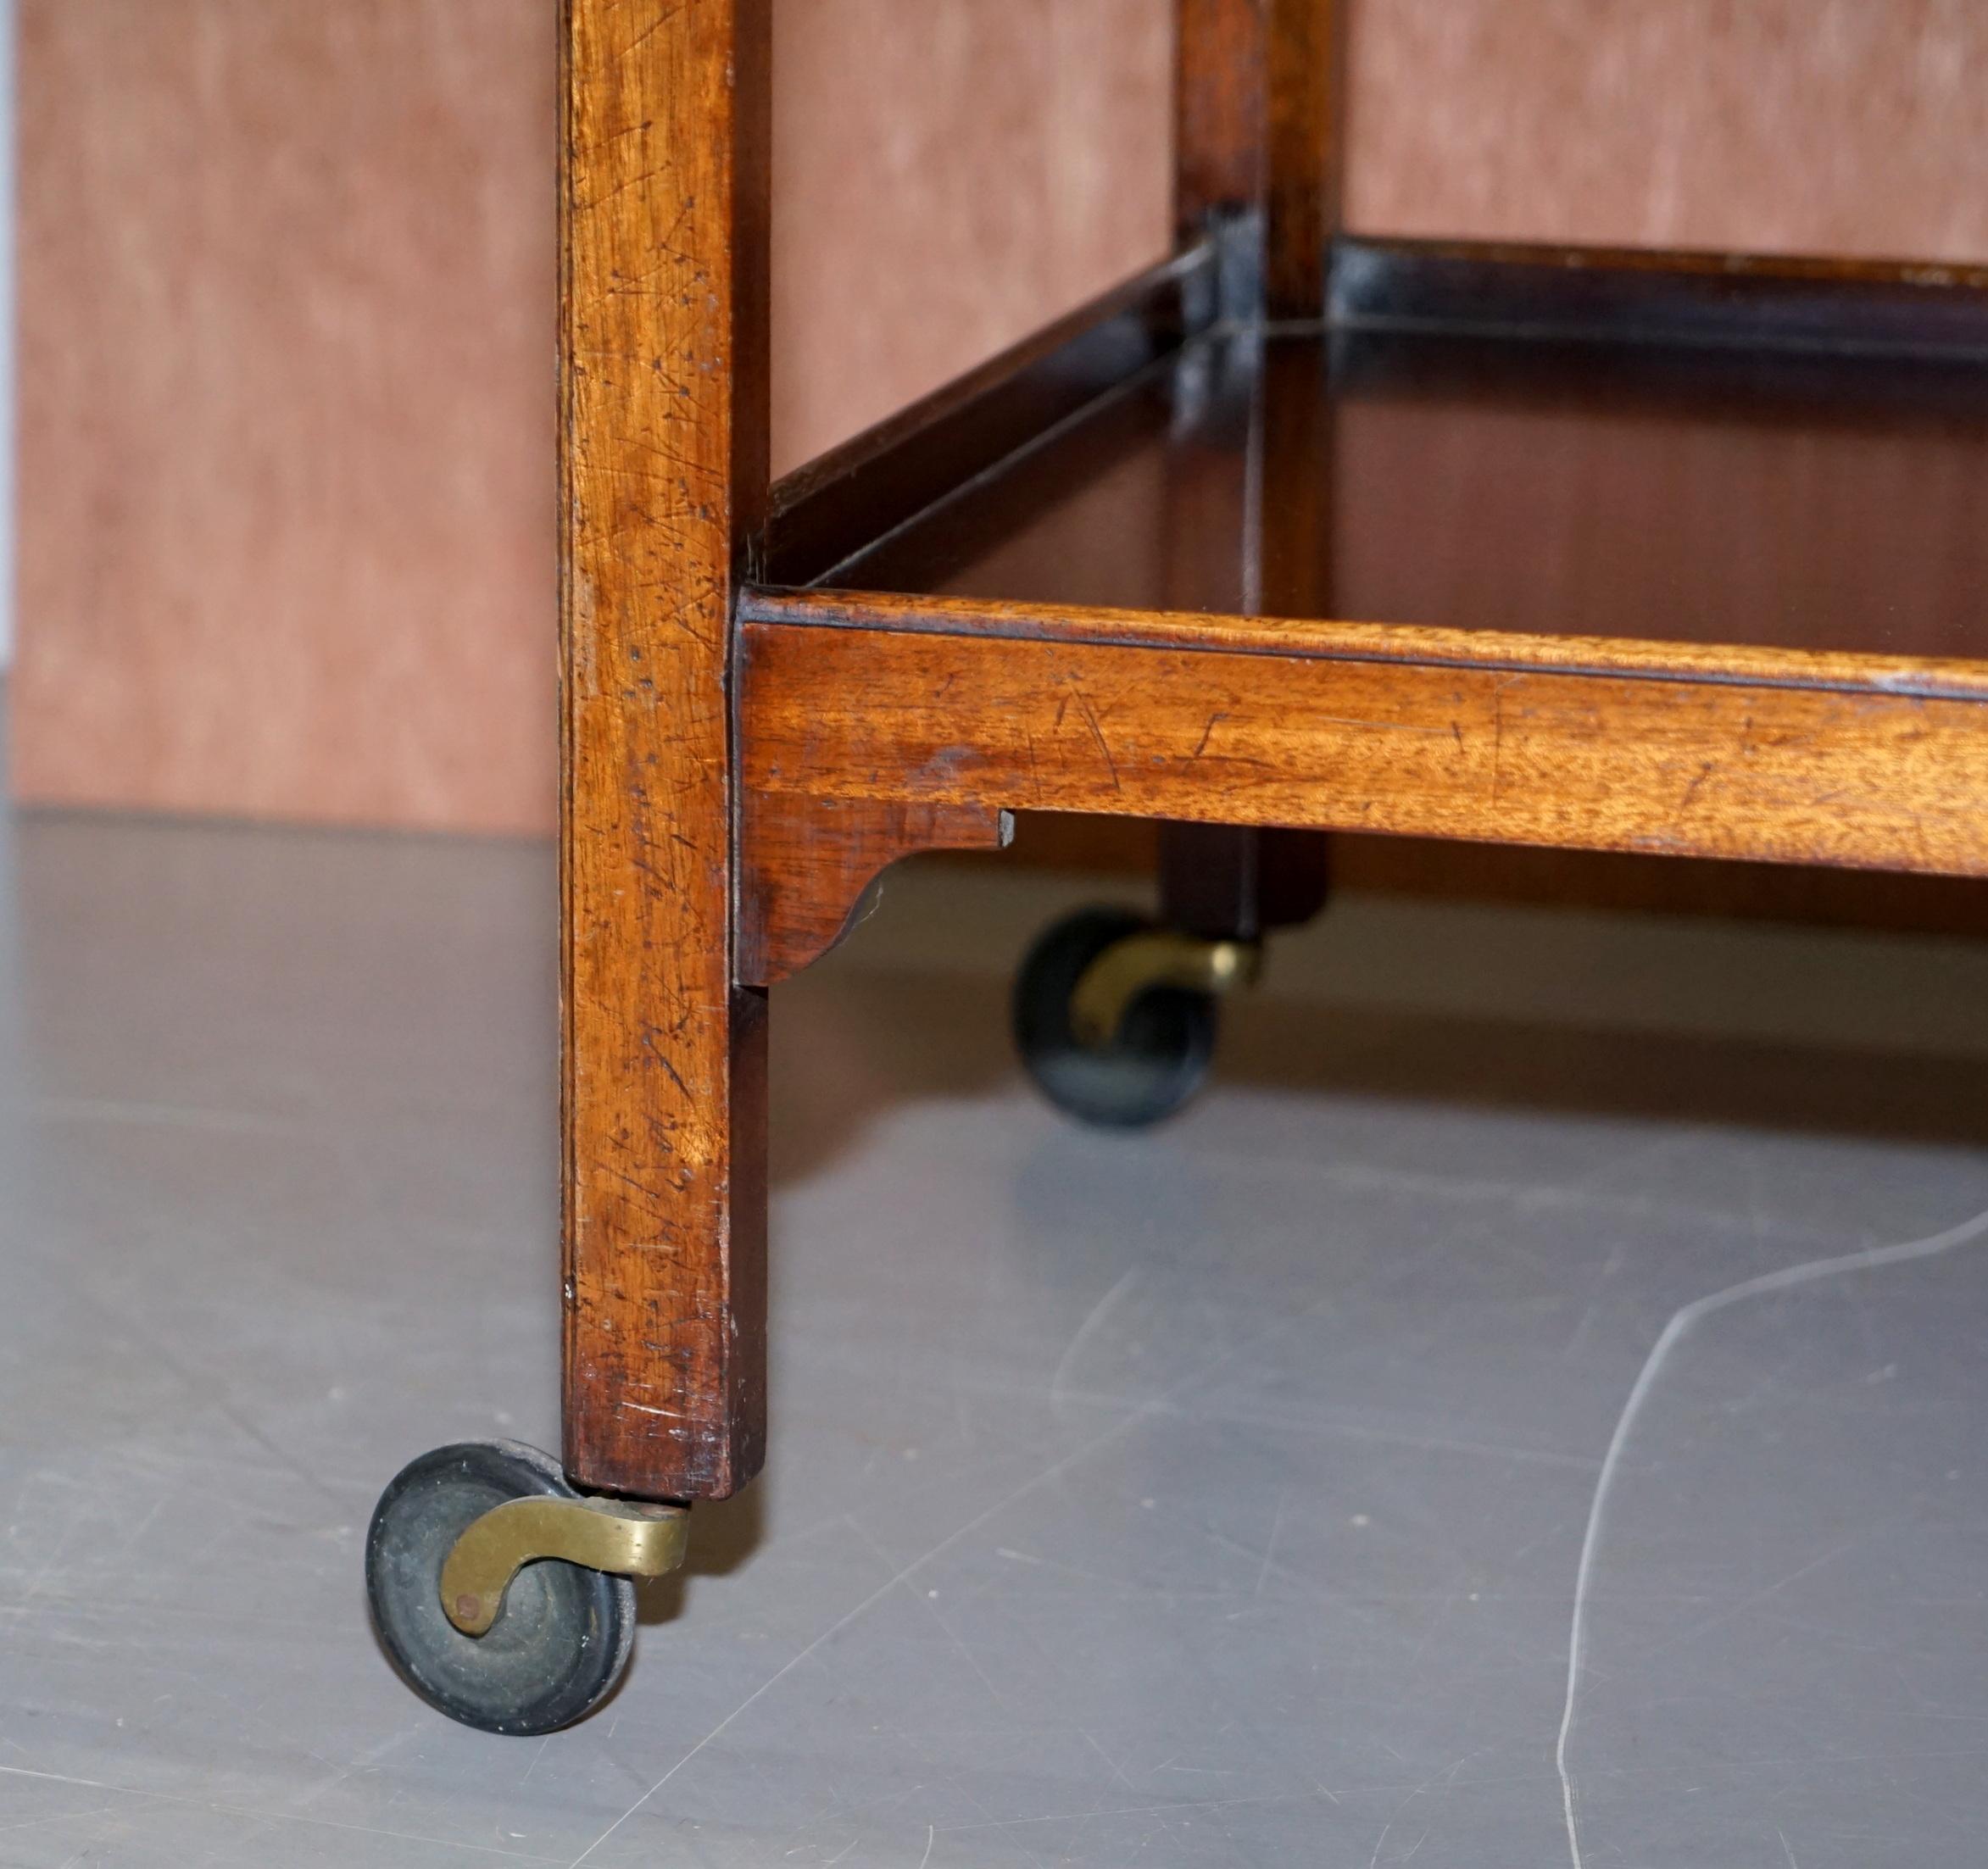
[739,609,1988,879]
[738,794,1014,987]
[560,0,769,1502]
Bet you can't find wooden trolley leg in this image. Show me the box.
[1160,824,1331,943]
[1164,3,1339,960]
[365,2,773,1735]
[560,0,771,1503]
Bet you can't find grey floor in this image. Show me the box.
[4,798,1988,1868]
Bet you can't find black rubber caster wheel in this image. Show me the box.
[366,1441,634,1735]
[1012,906,1217,1130]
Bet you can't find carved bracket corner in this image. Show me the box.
[738,791,1014,987]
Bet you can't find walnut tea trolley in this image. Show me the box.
[364,0,1988,1732]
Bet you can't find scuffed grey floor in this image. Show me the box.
[3,801,1988,1868]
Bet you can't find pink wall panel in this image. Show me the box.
[1348,0,1988,259]
[14,0,562,832]
[773,0,1172,472]
[12,1,1987,832]
[10,0,1172,832]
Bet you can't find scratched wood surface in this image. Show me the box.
[738,795,1012,987]
[739,611,1988,878]
[560,0,768,1500]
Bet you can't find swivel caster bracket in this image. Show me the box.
[1069,931,1261,1049]
[441,1494,690,1636]
[369,1442,685,1733]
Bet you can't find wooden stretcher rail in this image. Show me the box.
[737,592,1988,883]
[763,241,1222,589]
[1330,234,1988,360]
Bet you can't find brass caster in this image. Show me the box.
[366,1440,688,1735]
[1014,908,1258,1129]
[441,1492,689,1636]
[1068,928,1261,1049]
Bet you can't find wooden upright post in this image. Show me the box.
[1168,0,1339,930]
[1174,0,1343,314]
[560,0,771,1501]
[1264,0,1343,320]
[1175,0,1267,242]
